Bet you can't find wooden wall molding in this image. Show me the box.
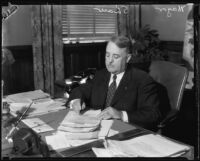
[2,45,33,58]
[160,41,184,52]
[2,45,34,95]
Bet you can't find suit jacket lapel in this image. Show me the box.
[111,68,131,106]
[98,71,110,107]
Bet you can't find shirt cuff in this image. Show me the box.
[69,99,79,109]
[121,111,128,123]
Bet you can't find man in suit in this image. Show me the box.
[67,35,162,130]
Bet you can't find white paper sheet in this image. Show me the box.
[98,120,113,138]
[45,132,72,150]
[92,147,114,157]
[105,134,190,157]
[82,109,101,117]
[107,129,119,137]
[92,147,135,157]
[58,125,99,133]
[45,131,97,151]
[22,118,54,133]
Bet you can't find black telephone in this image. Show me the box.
[64,68,96,94]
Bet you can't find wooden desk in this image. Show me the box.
[2,109,194,159]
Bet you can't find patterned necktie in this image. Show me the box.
[105,74,117,107]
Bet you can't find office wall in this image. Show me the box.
[2,5,32,46]
[2,5,190,46]
[2,5,34,95]
[141,4,190,41]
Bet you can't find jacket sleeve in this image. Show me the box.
[66,74,96,107]
[128,76,162,130]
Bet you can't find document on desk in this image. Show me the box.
[45,132,71,150]
[45,120,113,151]
[93,134,190,157]
[9,99,66,117]
[22,118,54,133]
[92,147,136,157]
[45,131,97,151]
[57,110,114,139]
[6,90,51,103]
[57,119,114,140]
[58,110,101,129]
[45,110,114,151]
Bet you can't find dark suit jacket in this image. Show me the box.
[68,65,162,130]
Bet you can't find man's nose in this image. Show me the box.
[108,56,114,63]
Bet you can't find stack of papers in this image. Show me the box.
[92,134,190,157]
[45,119,114,151]
[57,119,114,140]
[58,110,101,133]
[6,90,66,117]
[9,99,66,117]
[45,110,114,151]
[6,90,51,103]
[57,110,114,138]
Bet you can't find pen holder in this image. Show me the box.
[5,126,18,140]
[2,102,10,120]
[2,102,10,114]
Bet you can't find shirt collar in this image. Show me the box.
[111,72,124,80]
[110,72,125,87]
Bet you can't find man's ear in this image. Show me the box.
[126,54,132,63]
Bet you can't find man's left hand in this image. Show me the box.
[97,107,123,120]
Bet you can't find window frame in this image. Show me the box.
[62,5,118,44]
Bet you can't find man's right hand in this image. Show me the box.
[69,99,86,113]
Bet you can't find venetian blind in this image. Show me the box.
[62,5,117,43]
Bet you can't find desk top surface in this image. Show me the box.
[2,109,194,159]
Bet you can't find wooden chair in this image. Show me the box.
[149,60,188,134]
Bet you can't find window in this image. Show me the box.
[62,5,118,44]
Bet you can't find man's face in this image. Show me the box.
[105,41,131,74]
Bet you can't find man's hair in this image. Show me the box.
[109,35,133,54]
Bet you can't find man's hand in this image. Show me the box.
[69,99,86,113]
[97,107,123,120]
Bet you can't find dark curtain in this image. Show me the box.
[117,4,141,37]
[117,5,129,36]
[31,5,64,96]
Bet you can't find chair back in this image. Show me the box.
[149,61,188,112]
